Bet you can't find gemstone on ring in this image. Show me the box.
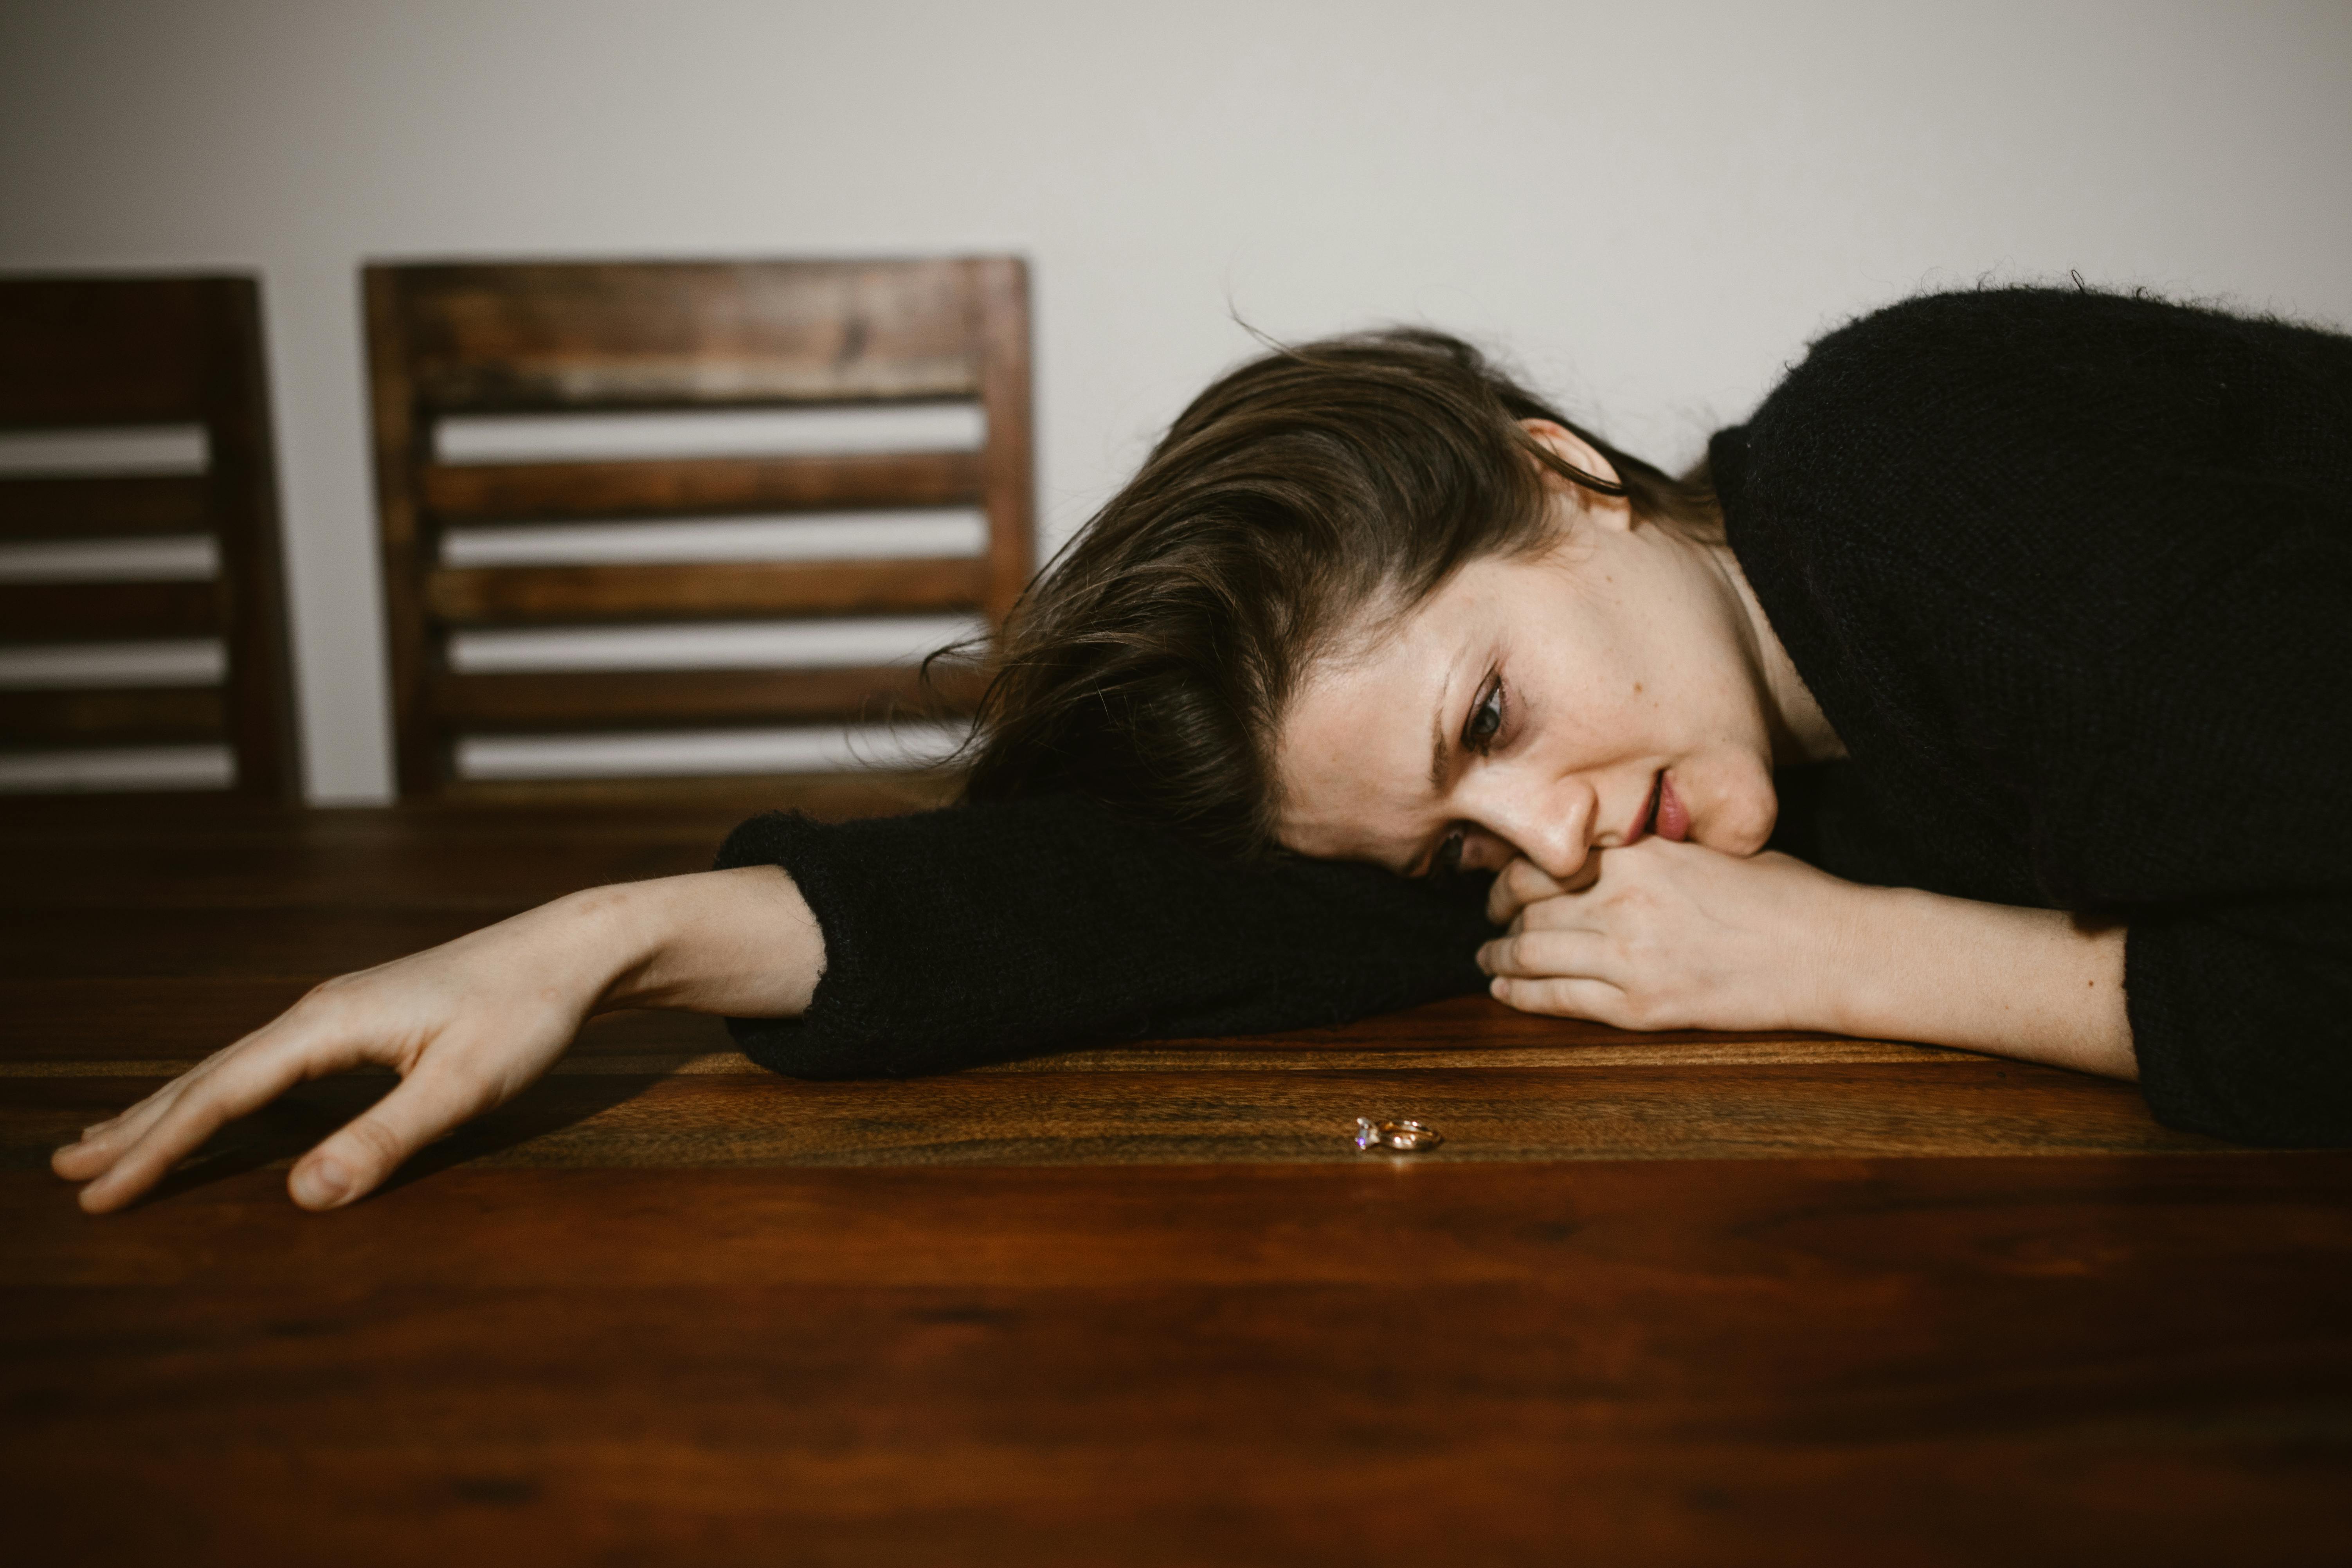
[1353,1117,1443,1154]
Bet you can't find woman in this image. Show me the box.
[55,285,2352,1213]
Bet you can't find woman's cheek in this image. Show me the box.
[1699,756,1779,855]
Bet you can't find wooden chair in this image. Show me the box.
[0,275,301,801]
[363,256,1035,802]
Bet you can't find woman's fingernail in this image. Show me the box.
[294,1156,351,1208]
[1490,977,1508,999]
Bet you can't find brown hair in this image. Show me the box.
[948,328,1716,857]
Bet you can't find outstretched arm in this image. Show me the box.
[52,866,821,1214]
[59,792,1500,1212]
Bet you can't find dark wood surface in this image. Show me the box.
[0,274,301,800]
[2,795,2347,1565]
[364,256,1035,799]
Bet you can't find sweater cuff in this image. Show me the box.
[712,810,919,1079]
[2125,917,2352,1148]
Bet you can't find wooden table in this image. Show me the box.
[4,795,2347,1566]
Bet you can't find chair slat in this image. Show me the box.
[425,558,989,625]
[420,355,980,409]
[390,259,980,412]
[0,686,224,746]
[0,277,231,425]
[420,450,984,524]
[436,771,954,810]
[0,475,213,540]
[0,581,220,643]
[435,664,984,731]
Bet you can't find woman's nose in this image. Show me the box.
[1465,774,1592,882]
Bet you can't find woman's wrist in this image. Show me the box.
[1770,872,1880,1038]
[582,866,825,1018]
[1819,882,2134,1077]
[1816,884,1940,1040]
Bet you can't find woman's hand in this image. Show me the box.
[1479,841,2137,1077]
[52,866,822,1214]
[1479,839,1864,1032]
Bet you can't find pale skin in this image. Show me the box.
[1277,423,2134,1077]
[54,421,2134,1215]
[53,867,826,1215]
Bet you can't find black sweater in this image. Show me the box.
[717,288,2352,1146]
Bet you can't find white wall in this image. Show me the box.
[4,0,2348,801]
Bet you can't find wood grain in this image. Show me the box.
[5,1158,2348,1566]
[5,799,2345,1564]
[387,258,983,410]
[0,1060,2229,1174]
[0,275,301,800]
[432,770,955,811]
[0,579,219,642]
[0,685,225,746]
[423,556,989,624]
[0,475,211,540]
[419,448,982,522]
[432,664,982,731]
[0,275,220,423]
[364,257,1034,799]
[973,255,1036,623]
[0,906,522,979]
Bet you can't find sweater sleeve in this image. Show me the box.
[2128,900,2352,1147]
[711,793,1497,1078]
[1727,287,2352,1145]
[2090,522,2352,1147]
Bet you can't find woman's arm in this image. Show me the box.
[59,792,1500,1213]
[1820,884,2130,1076]
[711,796,1495,1078]
[1479,841,2134,1077]
[52,866,821,1214]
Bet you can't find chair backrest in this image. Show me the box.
[364,256,1035,801]
[0,274,301,801]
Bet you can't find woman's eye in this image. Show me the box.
[1464,679,1505,752]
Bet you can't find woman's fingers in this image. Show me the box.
[54,1023,295,1181]
[1478,927,1615,981]
[68,1013,370,1214]
[1486,857,1563,924]
[285,1060,507,1210]
[52,1060,225,1181]
[1488,973,1630,1024]
[1485,854,1602,925]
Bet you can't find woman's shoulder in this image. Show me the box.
[1723,284,2352,592]
[1717,281,2352,724]
[1785,281,2351,366]
[1749,284,2352,449]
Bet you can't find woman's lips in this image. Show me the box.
[1626,774,1661,846]
[1654,772,1692,842]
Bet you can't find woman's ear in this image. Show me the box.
[1519,419,1634,532]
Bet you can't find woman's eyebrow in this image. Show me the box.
[1428,650,1467,794]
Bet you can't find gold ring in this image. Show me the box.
[1354,1117,1443,1154]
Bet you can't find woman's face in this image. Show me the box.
[1273,430,1785,879]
